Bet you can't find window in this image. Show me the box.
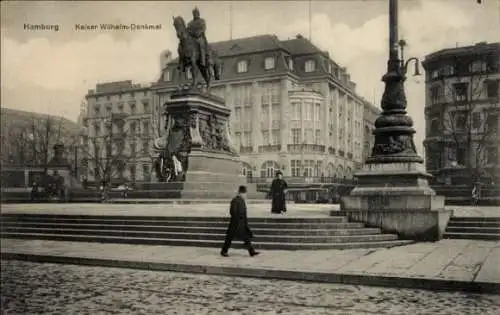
[304,103,313,120]
[130,103,136,114]
[142,140,149,154]
[130,143,136,156]
[430,86,442,104]
[129,165,136,181]
[94,105,101,117]
[94,123,101,136]
[260,105,268,124]
[271,104,280,124]
[302,160,314,177]
[264,57,275,70]
[260,161,279,178]
[486,113,498,132]
[305,60,316,72]
[143,120,150,135]
[118,104,124,113]
[186,71,192,79]
[452,111,467,130]
[291,160,301,177]
[143,101,150,113]
[327,63,332,74]
[453,83,468,101]
[271,130,280,145]
[142,164,150,181]
[430,117,440,134]
[314,104,321,121]
[291,128,301,144]
[291,102,301,120]
[164,70,171,82]
[237,60,248,73]
[456,147,467,165]
[234,107,242,121]
[130,121,137,134]
[470,60,487,73]
[314,129,321,144]
[431,70,439,79]
[288,59,294,70]
[262,130,270,144]
[486,80,499,98]
[472,112,481,129]
[242,132,252,146]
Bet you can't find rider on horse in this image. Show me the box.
[187,7,209,67]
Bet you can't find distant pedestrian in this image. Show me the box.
[472,184,480,206]
[30,181,40,202]
[221,185,259,257]
[270,171,288,214]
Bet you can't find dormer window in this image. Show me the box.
[237,60,248,73]
[164,69,171,82]
[288,58,294,70]
[305,60,316,73]
[264,57,275,70]
[327,63,332,74]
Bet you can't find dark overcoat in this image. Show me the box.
[226,195,253,240]
[270,178,288,213]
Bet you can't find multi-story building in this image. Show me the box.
[422,42,500,186]
[83,80,155,183]
[153,34,379,183]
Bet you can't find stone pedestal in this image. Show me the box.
[340,163,451,241]
[147,89,261,199]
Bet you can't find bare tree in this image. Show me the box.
[1,114,70,166]
[82,114,149,186]
[433,51,499,185]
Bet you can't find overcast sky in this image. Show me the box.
[1,0,499,154]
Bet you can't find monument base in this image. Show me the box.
[340,162,450,241]
[148,90,263,200]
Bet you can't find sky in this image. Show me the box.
[1,0,499,154]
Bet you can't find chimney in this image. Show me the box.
[160,50,172,70]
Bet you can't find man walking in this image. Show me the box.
[221,185,260,257]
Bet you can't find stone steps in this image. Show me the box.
[0,213,411,250]
[444,216,500,241]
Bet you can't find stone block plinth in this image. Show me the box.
[340,162,450,241]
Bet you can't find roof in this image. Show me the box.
[211,34,284,57]
[423,42,500,65]
[280,35,323,56]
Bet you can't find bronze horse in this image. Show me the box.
[173,16,221,90]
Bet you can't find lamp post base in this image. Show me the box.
[339,162,451,241]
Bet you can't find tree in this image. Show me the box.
[82,114,150,185]
[430,50,499,185]
[1,113,72,166]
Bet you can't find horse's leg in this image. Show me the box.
[190,58,197,89]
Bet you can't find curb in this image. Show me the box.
[2,252,499,294]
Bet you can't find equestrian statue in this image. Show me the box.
[153,7,224,182]
[173,7,221,90]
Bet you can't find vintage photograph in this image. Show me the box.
[1,0,499,313]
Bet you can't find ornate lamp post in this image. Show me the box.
[366,0,423,164]
[340,0,449,242]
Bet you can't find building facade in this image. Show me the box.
[422,42,500,186]
[83,81,155,183]
[153,34,379,183]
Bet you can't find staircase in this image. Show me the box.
[444,216,500,241]
[0,214,412,250]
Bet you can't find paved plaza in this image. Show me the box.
[2,260,499,314]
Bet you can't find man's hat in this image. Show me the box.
[276,170,283,176]
[238,185,247,194]
[193,7,200,14]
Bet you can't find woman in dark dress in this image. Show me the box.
[270,171,288,214]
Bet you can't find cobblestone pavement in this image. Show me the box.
[2,261,499,315]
